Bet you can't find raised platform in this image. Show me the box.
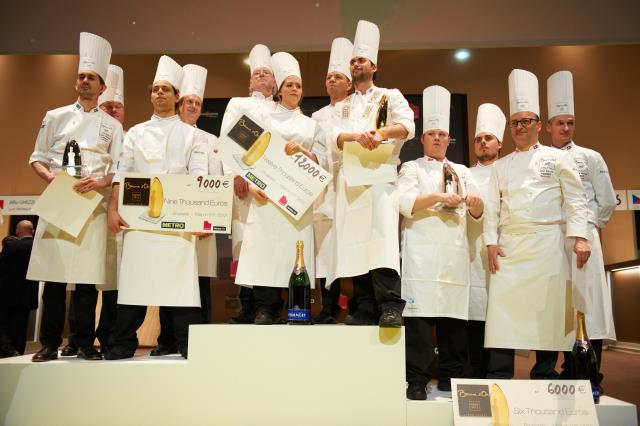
[0,325,637,425]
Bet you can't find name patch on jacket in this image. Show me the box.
[535,156,557,178]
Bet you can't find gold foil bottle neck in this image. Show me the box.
[242,130,271,166]
[148,177,164,218]
[293,240,305,272]
[576,311,588,341]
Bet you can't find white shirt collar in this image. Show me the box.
[561,141,576,151]
[514,141,541,153]
[355,84,376,96]
[252,91,273,101]
[74,102,99,114]
[151,114,180,122]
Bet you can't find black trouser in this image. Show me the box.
[254,286,283,316]
[157,278,211,348]
[405,317,436,386]
[487,348,559,379]
[95,290,118,349]
[110,304,201,353]
[0,307,31,354]
[72,284,99,349]
[351,268,405,317]
[436,317,468,387]
[318,278,341,318]
[238,286,255,317]
[560,339,604,382]
[467,320,489,379]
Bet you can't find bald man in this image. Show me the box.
[0,220,38,356]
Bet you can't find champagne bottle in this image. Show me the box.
[62,140,82,178]
[148,177,164,218]
[242,130,271,166]
[571,311,601,403]
[288,240,312,325]
[374,95,389,135]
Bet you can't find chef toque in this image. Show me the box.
[475,103,506,142]
[547,70,575,120]
[271,52,301,89]
[179,64,208,101]
[98,64,124,105]
[422,85,451,134]
[153,55,184,90]
[328,37,353,81]
[352,20,379,65]
[508,68,540,116]
[249,44,272,74]
[78,32,112,81]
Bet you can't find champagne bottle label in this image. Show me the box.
[287,308,310,321]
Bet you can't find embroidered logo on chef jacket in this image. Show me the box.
[99,123,114,144]
[535,156,557,178]
[572,157,589,181]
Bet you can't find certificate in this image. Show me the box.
[451,379,598,426]
[217,113,332,220]
[118,173,232,234]
[342,142,397,186]
[30,172,103,238]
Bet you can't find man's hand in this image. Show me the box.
[488,245,506,274]
[234,175,249,200]
[194,233,212,239]
[574,237,591,269]
[249,185,268,204]
[465,194,483,208]
[356,131,379,151]
[73,176,107,194]
[440,193,463,207]
[284,141,302,156]
[107,209,129,233]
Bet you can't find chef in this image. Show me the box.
[27,32,123,362]
[399,85,484,399]
[221,44,276,324]
[546,70,616,382]
[105,55,207,359]
[311,37,353,324]
[327,20,415,327]
[466,103,506,379]
[484,69,590,379]
[235,52,320,325]
[151,63,226,356]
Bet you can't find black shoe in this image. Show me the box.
[254,309,274,325]
[345,312,376,326]
[314,312,338,325]
[150,344,178,356]
[407,383,427,400]
[378,309,403,328]
[0,347,20,358]
[60,344,78,357]
[32,346,59,362]
[179,347,188,359]
[103,346,134,360]
[77,346,103,360]
[228,311,255,324]
[437,380,452,392]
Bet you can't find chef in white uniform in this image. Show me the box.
[105,55,208,359]
[546,70,616,382]
[28,32,123,362]
[399,85,484,399]
[235,52,320,325]
[96,63,126,353]
[221,44,277,324]
[484,69,590,379]
[311,37,353,324]
[327,20,415,327]
[466,103,506,380]
[151,63,225,356]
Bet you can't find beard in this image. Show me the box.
[477,152,498,163]
[352,69,373,85]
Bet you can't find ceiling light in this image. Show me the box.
[454,49,470,62]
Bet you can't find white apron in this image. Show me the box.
[564,225,616,341]
[235,105,317,289]
[399,158,477,319]
[484,225,575,351]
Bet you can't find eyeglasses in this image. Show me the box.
[508,118,539,128]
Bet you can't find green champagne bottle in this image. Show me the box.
[288,240,312,324]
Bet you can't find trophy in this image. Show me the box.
[441,161,461,211]
[374,95,389,140]
[60,140,86,178]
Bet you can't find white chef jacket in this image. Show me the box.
[104,129,127,291]
[27,102,123,285]
[326,86,415,284]
[398,157,481,319]
[560,141,616,340]
[220,92,275,262]
[310,103,340,279]
[235,104,319,288]
[467,162,494,321]
[483,142,589,351]
[114,114,207,307]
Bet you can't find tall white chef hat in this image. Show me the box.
[475,103,506,142]
[98,64,124,106]
[422,85,451,134]
[547,70,575,120]
[328,37,353,81]
[249,44,272,74]
[508,68,539,117]
[78,32,112,82]
[271,52,301,89]
[352,20,380,65]
[179,64,208,101]
[153,55,184,90]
